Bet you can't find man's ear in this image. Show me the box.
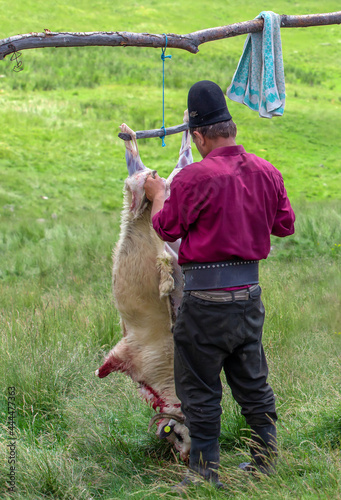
[192,130,205,147]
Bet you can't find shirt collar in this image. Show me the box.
[205,145,246,159]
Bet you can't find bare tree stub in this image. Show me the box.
[0,11,340,59]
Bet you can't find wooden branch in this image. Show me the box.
[118,123,188,141]
[1,11,340,59]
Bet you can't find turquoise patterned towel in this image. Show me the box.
[226,11,285,118]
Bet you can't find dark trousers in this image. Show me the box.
[173,286,277,441]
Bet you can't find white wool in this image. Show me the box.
[99,123,192,458]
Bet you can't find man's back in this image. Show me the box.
[153,144,295,264]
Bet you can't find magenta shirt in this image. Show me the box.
[153,145,295,266]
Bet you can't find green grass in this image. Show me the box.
[0,204,340,499]
[0,0,341,498]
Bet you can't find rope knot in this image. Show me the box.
[160,125,167,147]
[161,52,172,61]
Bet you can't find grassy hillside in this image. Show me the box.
[0,1,340,499]
[1,0,340,213]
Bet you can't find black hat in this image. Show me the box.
[188,80,232,128]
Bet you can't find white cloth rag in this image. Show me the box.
[226,11,285,118]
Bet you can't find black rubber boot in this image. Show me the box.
[239,424,277,475]
[173,438,225,493]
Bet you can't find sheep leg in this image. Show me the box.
[95,339,132,378]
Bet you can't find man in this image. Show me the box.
[144,80,295,489]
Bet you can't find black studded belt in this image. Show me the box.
[182,260,259,291]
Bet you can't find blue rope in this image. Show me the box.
[160,34,172,147]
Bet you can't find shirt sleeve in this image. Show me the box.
[152,171,205,242]
[271,175,295,237]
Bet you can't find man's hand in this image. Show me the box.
[144,173,167,219]
[144,173,165,202]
